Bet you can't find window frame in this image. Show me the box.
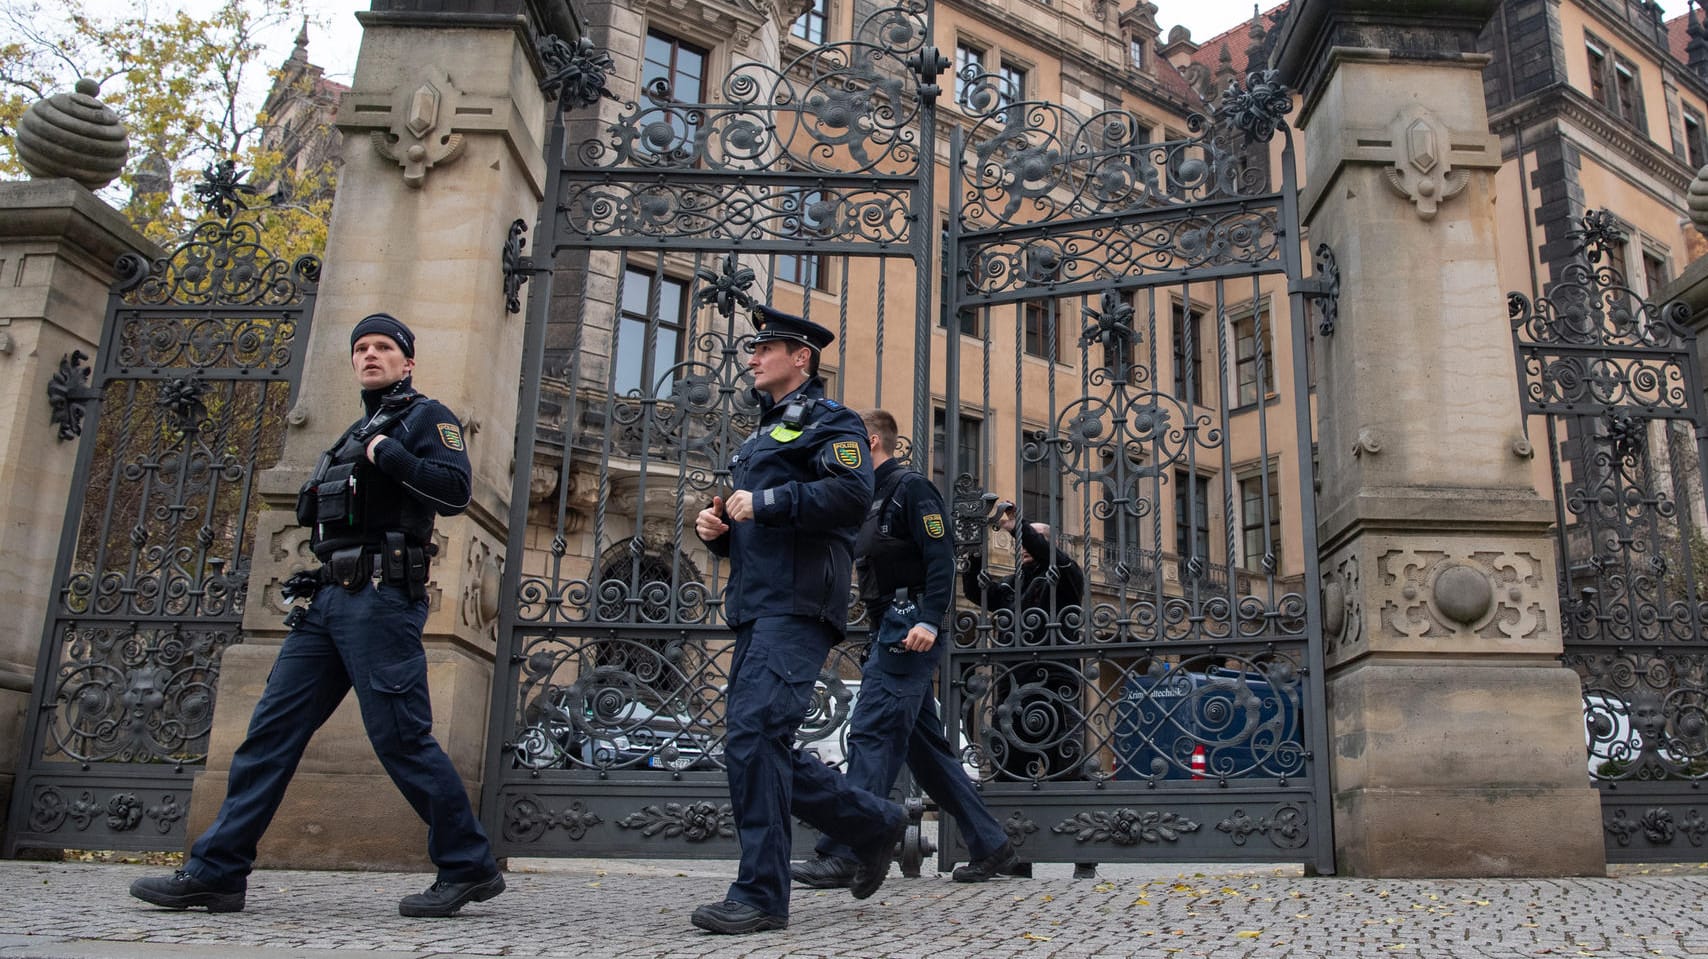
[932,407,984,488]
[1174,469,1212,563]
[790,0,828,45]
[1171,300,1208,407]
[1021,427,1063,525]
[1232,305,1277,409]
[1685,106,1707,170]
[954,40,986,109]
[613,266,690,397]
[1238,470,1282,573]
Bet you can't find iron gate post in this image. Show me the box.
[0,182,158,855]
[1275,0,1605,876]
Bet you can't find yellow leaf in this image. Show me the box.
[1021,932,1052,942]
[1094,882,1117,893]
[1132,897,1152,906]
[1236,930,1262,939]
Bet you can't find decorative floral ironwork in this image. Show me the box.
[1002,810,1040,847]
[1217,803,1308,849]
[618,801,735,841]
[502,219,530,315]
[1051,807,1200,845]
[46,350,98,441]
[692,252,756,320]
[1307,243,1340,337]
[27,786,186,835]
[538,35,619,108]
[1570,208,1627,263]
[501,794,604,844]
[1216,69,1294,144]
[191,159,260,219]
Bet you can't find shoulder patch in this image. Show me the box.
[833,441,863,469]
[922,513,945,539]
[436,423,465,451]
[821,398,841,409]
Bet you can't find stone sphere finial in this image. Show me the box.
[1689,165,1708,238]
[16,78,129,190]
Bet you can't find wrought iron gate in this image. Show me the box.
[1511,212,1708,861]
[485,1,1333,873]
[4,174,319,855]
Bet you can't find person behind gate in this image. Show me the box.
[129,313,505,919]
[790,408,1020,890]
[691,305,907,935]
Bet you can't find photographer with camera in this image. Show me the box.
[130,313,504,919]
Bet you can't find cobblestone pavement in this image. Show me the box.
[0,855,1704,959]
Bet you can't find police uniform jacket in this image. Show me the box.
[311,377,472,558]
[705,377,873,635]
[856,460,956,634]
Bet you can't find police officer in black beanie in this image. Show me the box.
[130,312,504,918]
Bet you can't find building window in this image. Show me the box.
[776,190,829,290]
[641,30,708,162]
[791,0,828,44]
[1171,302,1206,407]
[1586,36,1645,132]
[1024,302,1059,358]
[955,41,985,108]
[1129,38,1146,70]
[614,267,688,396]
[1234,310,1275,407]
[1174,470,1211,561]
[1606,236,1630,282]
[1240,472,1282,572]
[997,61,1028,118]
[932,408,982,487]
[1686,108,1707,170]
[1643,250,1669,298]
[1021,429,1063,524]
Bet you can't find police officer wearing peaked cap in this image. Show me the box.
[130,312,505,919]
[691,304,908,934]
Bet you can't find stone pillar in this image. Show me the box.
[1274,0,1605,876]
[0,180,156,842]
[186,0,576,871]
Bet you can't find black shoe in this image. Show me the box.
[129,870,245,913]
[1004,860,1034,878]
[791,854,856,889]
[398,872,506,918]
[1073,862,1098,879]
[690,898,788,934]
[849,807,907,900]
[952,842,1019,883]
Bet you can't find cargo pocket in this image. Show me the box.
[369,655,433,743]
[761,639,824,731]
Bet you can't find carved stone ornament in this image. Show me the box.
[1343,104,1501,221]
[460,537,503,641]
[1379,548,1546,641]
[1689,165,1708,238]
[364,69,468,188]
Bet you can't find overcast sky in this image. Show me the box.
[82,0,1701,93]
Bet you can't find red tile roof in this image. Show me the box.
[1668,12,1690,66]
[1155,56,1206,108]
[1186,1,1290,75]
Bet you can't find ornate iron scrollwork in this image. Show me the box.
[1295,243,1340,336]
[46,350,99,441]
[501,218,530,315]
[538,34,619,108]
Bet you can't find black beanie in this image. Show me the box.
[350,312,416,358]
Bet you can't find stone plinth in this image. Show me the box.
[187,4,565,871]
[0,180,157,846]
[1275,0,1605,876]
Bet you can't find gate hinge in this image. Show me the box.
[502,219,546,316]
[1290,243,1340,337]
[47,350,101,441]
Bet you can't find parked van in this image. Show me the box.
[1112,665,1303,781]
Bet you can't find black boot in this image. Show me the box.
[129,870,246,913]
[952,842,1020,883]
[691,899,788,934]
[850,807,907,900]
[398,872,506,918]
[791,854,856,888]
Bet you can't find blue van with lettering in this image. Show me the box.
[1112,664,1305,781]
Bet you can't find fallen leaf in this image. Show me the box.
[1235,930,1262,939]
[1021,932,1052,942]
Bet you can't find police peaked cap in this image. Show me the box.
[749,305,834,352]
[350,312,416,358]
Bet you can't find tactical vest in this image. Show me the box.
[854,467,928,605]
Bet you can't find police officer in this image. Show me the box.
[130,313,504,918]
[790,409,1018,889]
[691,305,906,935]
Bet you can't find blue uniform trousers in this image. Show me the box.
[185,582,496,890]
[725,615,900,918]
[815,605,1010,866]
